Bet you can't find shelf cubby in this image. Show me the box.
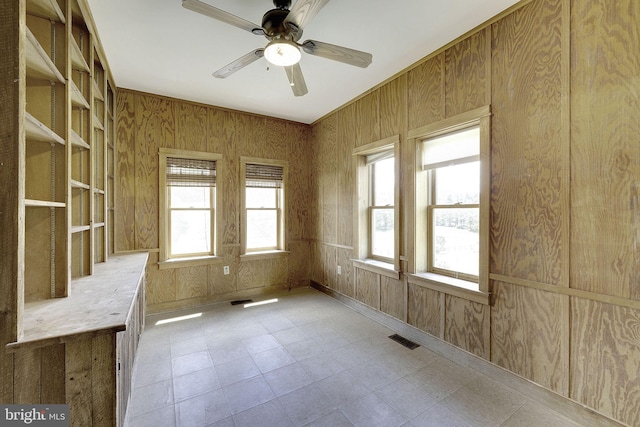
[24,205,67,301]
[71,228,91,277]
[26,0,65,23]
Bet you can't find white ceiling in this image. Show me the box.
[87,0,519,124]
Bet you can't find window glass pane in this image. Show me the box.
[170,187,210,208]
[171,210,211,255]
[372,157,394,206]
[246,187,277,208]
[435,162,479,205]
[247,210,277,249]
[433,208,479,276]
[371,208,394,259]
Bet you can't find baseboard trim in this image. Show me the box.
[311,282,624,427]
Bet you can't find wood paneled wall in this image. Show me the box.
[309,0,640,425]
[115,90,311,312]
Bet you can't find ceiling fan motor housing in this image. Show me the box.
[261,8,292,38]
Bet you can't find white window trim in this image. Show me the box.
[158,148,222,268]
[240,156,288,256]
[352,135,401,274]
[407,106,491,304]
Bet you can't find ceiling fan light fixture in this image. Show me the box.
[264,39,301,67]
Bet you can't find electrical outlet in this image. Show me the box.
[223,265,230,275]
[337,265,342,275]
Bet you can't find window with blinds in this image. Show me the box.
[161,153,218,259]
[242,160,286,252]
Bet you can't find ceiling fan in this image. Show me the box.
[182,0,373,96]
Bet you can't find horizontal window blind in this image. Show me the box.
[246,163,284,188]
[365,148,394,165]
[422,126,479,170]
[166,157,216,187]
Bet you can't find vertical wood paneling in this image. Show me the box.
[175,265,208,300]
[570,0,640,299]
[379,75,407,139]
[309,242,323,284]
[336,107,354,247]
[288,124,310,241]
[287,240,309,287]
[355,268,379,309]
[66,339,93,426]
[236,114,266,158]
[354,91,380,147]
[491,281,569,395]
[337,248,353,298]
[407,284,441,337]
[380,276,404,320]
[238,257,288,290]
[445,28,490,118]
[135,95,174,249]
[40,344,65,404]
[322,244,337,289]
[209,245,238,295]
[209,108,237,245]
[490,0,565,285]
[145,252,176,305]
[13,348,40,403]
[176,102,207,151]
[265,120,289,160]
[320,115,337,245]
[91,334,115,426]
[445,295,490,360]
[571,298,640,426]
[115,90,136,251]
[408,54,445,130]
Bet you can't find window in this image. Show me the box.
[241,158,287,253]
[159,149,221,264]
[425,127,479,281]
[408,106,490,304]
[368,150,395,261]
[352,135,400,275]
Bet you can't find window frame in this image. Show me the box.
[407,106,491,304]
[158,148,222,268]
[240,157,288,255]
[353,135,401,275]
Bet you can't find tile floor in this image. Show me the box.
[126,288,581,427]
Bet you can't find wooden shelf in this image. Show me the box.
[93,114,104,130]
[25,112,65,145]
[26,0,65,23]
[93,222,105,228]
[71,225,91,233]
[25,27,65,83]
[70,179,90,190]
[70,38,90,73]
[69,130,90,150]
[94,188,105,195]
[24,199,65,208]
[92,79,104,101]
[70,80,91,109]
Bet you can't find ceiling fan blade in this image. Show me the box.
[284,0,329,32]
[182,0,264,35]
[213,49,264,78]
[284,63,308,97]
[301,40,372,68]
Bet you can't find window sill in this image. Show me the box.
[240,250,289,261]
[158,255,221,270]
[352,259,401,280]
[408,272,490,305]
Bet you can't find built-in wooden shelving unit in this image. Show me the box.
[20,0,117,296]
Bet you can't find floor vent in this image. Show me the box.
[389,334,420,350]
[230,299,253,305]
